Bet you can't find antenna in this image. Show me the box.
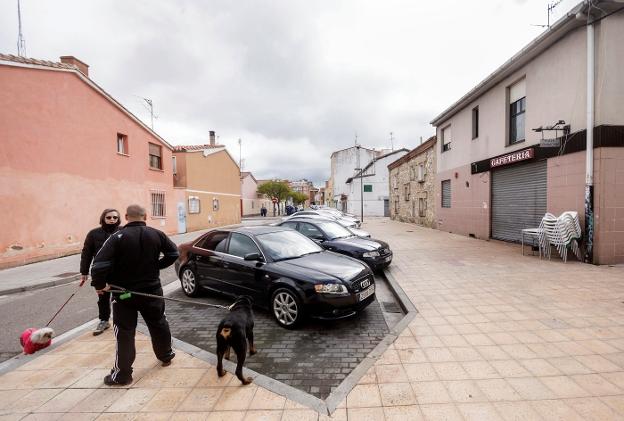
[389,132,394,151]
[354,131,358,146]
[531,0,563,29]
[238,138,242,171]
[17,0,26,57]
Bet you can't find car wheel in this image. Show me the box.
[180,267,200,297]
[271,288,303,328]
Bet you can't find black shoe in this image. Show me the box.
[103,374,132,386]
[161,352,176,367]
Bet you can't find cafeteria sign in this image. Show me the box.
[490,148,534,168]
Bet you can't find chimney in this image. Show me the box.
[209,131,216,146]
[60,56,89,77]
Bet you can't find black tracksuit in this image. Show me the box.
[81,226,119,321]
[91,221,180,382]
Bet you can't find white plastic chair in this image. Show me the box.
[539,212,582,262]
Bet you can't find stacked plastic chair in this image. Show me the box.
[538,212,583,262]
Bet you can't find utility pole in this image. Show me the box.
[17,0,26,57]
[238,138,242,170]
[355,143,364,223]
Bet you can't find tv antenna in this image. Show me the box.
[389,131,394,151]
[17,0,26,57]
[531,0,563,29]
[133,96,158,129]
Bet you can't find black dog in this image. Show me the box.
[216,295,256,385]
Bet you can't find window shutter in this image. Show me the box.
[149,143,161,157]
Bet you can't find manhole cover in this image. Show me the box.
[380,301,402,313]
[54,272,79,278]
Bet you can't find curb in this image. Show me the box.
[0,274,81,296]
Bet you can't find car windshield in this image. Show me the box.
[256,230,323,261]
[318,222,353,240]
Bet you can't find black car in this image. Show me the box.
[175,226,376,328]
[277,218,392,270]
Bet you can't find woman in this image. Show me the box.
[80,208,122,335]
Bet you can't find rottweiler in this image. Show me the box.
[216,295,256,385]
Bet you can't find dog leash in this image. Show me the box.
[45,279,86,327]
[107,284,234,311]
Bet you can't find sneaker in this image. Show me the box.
[161,352,176,367]
[93,320,110,336]
[103,374,132,386]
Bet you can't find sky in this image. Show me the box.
[0,0,579,185]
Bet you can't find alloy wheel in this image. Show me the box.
[273,291,299,326]
[181,268,197,296]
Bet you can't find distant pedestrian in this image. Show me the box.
[80,208,121,335]
[261,204,267,217]
[91,204,179,386]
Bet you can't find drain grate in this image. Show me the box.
[380,301,403,313]
[54,272,79,278]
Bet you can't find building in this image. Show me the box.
[329,146,377,212]
[173,133,241,231]
[289,179,314,207]
[346,149,409,217]
[0,54,177,268]
[241,171,269,216]
[388,137,437,227]
[430,1,624,264]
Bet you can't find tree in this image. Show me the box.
[290,191,308,206]
[257,180,291,215]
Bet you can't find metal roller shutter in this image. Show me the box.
[491,160,547,242]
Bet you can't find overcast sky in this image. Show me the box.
[0,0,578,185]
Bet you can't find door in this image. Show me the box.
[222,232,267,303]
[491,160,547,242]
[193,231,229,290]
[383,199,390,217]
[177,202,187,233]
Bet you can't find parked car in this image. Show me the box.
[285,214,371,237]
[175,226,376,328]
[285,210,361,228]
[277,218,392,271]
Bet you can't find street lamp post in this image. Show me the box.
[356,145,364,223]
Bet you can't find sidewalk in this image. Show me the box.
[0,217,280,295]
[2,217,624,420]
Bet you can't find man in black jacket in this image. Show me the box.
[91,204,180,386]
[80,208,121,335]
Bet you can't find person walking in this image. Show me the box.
[91,204,179,386]
[261,204,267,217]
[80,208,121,335]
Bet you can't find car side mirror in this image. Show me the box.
[312,236,325,243]
[244,252,263,261]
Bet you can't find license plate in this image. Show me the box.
[358,285,375,301]
[384,256,392,262]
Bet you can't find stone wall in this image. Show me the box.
[389,144,437,228]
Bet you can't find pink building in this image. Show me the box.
[0,54,178,269]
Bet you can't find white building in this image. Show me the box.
[346,149,409,217]
[329,146,377,212]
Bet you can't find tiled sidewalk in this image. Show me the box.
[2,217,624,420]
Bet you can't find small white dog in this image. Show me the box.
[20,327,55,354]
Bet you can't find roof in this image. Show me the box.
[0,53,173,150]
[330,145,375,158]
[346,148,410,183]
[173,144,224,152]
[388,136,437,170]
[429,1,595,126]
[240,171,258,183]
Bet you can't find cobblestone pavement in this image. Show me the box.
[165,274,396,399]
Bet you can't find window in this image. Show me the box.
[197,231,228,252]
[363,184,373,192]
[172,156,177,175]
[394,199,399,213]
[509,79,526,145]
[441,180,451,208]
[442,125,451,152]
[417,164,425,182]
[188,196,200,214]
[298,223,324,240]
[281,221,298,230]
[409,166,415,181]
[117,133,128,155]
[149,142,162,170]
[212,198,220,211]
[419,197,427,217]
[150,191,166,217]
[404,183,410,201]
[472,106,479,139]
[227,233,261,258]
[392,174,399,190]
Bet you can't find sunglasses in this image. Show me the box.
[105,216,119,220]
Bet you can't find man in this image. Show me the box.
[91,204,179,386]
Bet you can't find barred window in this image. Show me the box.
[188,196,200,214]
[149,142,162,170]
[151,191,166,217]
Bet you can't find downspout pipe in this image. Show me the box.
[584,11,595,263]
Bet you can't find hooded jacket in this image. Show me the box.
[90,221,179,292]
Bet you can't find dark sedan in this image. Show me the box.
[175,226,376,328]
[277,218,393,270]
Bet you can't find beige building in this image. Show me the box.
[388,137,437,227]
[173,134,241,232]
[430,2,624,264]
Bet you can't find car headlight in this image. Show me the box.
[314,283,348,294]
[362,251,380,258]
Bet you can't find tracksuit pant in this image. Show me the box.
[110,288,173,382]
[97,291,111,321]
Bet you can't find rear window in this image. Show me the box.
[196,231,229,252]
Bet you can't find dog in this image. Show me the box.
[20,327,54,355]
[216,295,256,385]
